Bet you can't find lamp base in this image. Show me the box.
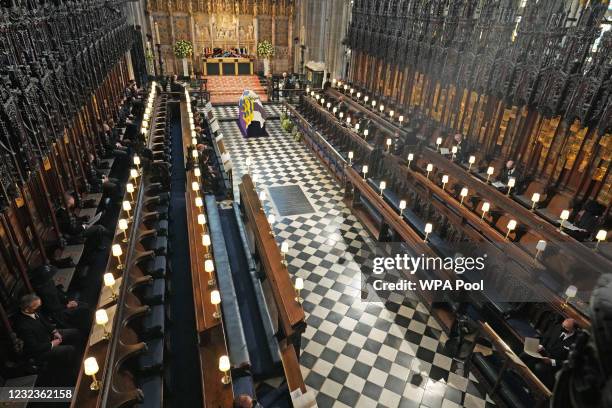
[213,311,221,319]
[208,279,216,287]
[221,375,231,385]
[90,380,101,391]
[294,296,303,304]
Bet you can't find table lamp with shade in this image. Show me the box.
[294,277,304,304]
[441,175,449,190]
[468,155,476,171]
[481,202,490,221]
[505,220,517,240]
[559,210,570,232]
[112,244,123,270]
[197,213,206,233]
[563,285,577,307]
[506,177,516,196]
[281,242,289,265]
[219,355,231,385]
[95,309,110,340]
[211,289,221,319]
[205,259,215,287]
[399,200,406,217]
[535,239,547,260]
[118,219,129,243]
[84,357,101,391]
[424,223,433,242]
[459,188,468,207]
[426,163,433,179]
[596,230,607,249]
[104,273,117,300]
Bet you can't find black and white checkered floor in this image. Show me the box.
[212,105,495,408]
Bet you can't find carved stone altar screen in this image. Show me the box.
[147,0,294,75]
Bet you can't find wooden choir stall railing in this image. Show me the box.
[311,87,609,314]
[238,174,308,397]
[180,91,235,407]
[71,84,163,408]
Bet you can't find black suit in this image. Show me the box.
[540,325,576,364]
[34,278,91,332]
[498,165,520,185]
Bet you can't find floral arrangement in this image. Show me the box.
[174,40,193,59]
[256,40,275,58]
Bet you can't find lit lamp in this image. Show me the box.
[563,285,577,307]
[362,165,368,179]
[133,155,141,172]
[348,151,354,165]
[389,110,394,119]
[195,196,203,212]
[320,98,325,105]
[219,355,231,385]
[192,181,200,197]
[192,149,198,159]
[364,95,369,103]
[379,104,384,113]
[596,230,607,249]
[505,219,517,240]
[363,129,369,140]
[468,155,476,171]
[267,214,276,236]
[202,234,211,258]
[481,202,490,221]
[486,166,495,183]
[281,241,289,266]
[535,239,547,259]
[441,175,449,190]
[559,210,570,232]
[211,290,221,319]
[306,86,310,94]
[407,153,414,167]
[399,115,404,125]
[372,100,377,108]
[191,137,197,146]
[84,357,101,391]
[95,309,110,340]
[294,277,304,304]
[424,223,433,242]
[531,193,540,211]
[252,173,260,188]
[104,273,117,300]
[126,183,135,202]
[355,123,360,131]
[426,163,433,179]
[350,88,354,96]
[326,102,331,109]
[356,92,361,99]
[436,137,442,151]
[118,218,128,243]
[379,181,386,197]
[399,200,406,217]
[451,146,458,160]
[112,244,123,270]
[197,213,207,233]
[386,138,392,152]
[346,117,351,126]
[130,168,138,182]
[205,259,215,286]
[459,188,468,207]
[258,190,266,206]
[194,167,201,182]
[506,177,516,196]
[339,112,344,120]
[333,107,338,115]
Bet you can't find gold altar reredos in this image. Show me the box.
[147,0,294,75]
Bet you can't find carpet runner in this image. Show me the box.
[206,75,268,104]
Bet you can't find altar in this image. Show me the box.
[203,57,254,76]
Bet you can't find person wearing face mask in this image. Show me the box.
[522,318,578,387]
[13,294,82,385]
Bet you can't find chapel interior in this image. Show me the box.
[1,0,612,407]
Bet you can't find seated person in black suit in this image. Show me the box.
[55,193,111,249]
[13,294,82,386]
[498,160,521,184]
[31,271,90,333]
[522,318,577,387]
[84,153,120,202]
[451,133,470,163]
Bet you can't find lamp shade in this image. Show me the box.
[362,165,368,174]
[103,273,115,287]
[204,259,214,273]
[531,193,540,203]
[197,214,206,225]
[536,240,547,251]
[348,151,354,159]
[210,290,221,305]
[507,177,516,187]
[451,146,458,154]
[379,181,386,190]
[118,219,128,231]
[95,309,109,326]
[386,138,392,146]
[399,200,406,210]
[364,129,369,136]
[407,153,414,161]
[192,181,199,192]
[399,115,404,122]
[469,156,476,164]
[436,137,442,146]
[565,285,577,298]
[192,138,198,146]
[267,214,276,224]
[442,175,449,184]
[295,277,304,290]
[112,244,122,257]
[195,197,203,207]
[460,188,468,197]
[507,220,517,230]
[281,242,289,254]
[481,202,490,212]
[194,167,201,178]
[596,230,607,241]
[84,357,99,376]
[133,156,140,166]
[202,234,211,247]
[487,166,494,175]
[126,183,134,193]
[122,201,131,212]
[130,169,138,179]
[426,164,433,172]
[424,223,433,233]
[192,149,198,158]
[560,210,570,220]
[259,191,266,201]
[219,355,230,373]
